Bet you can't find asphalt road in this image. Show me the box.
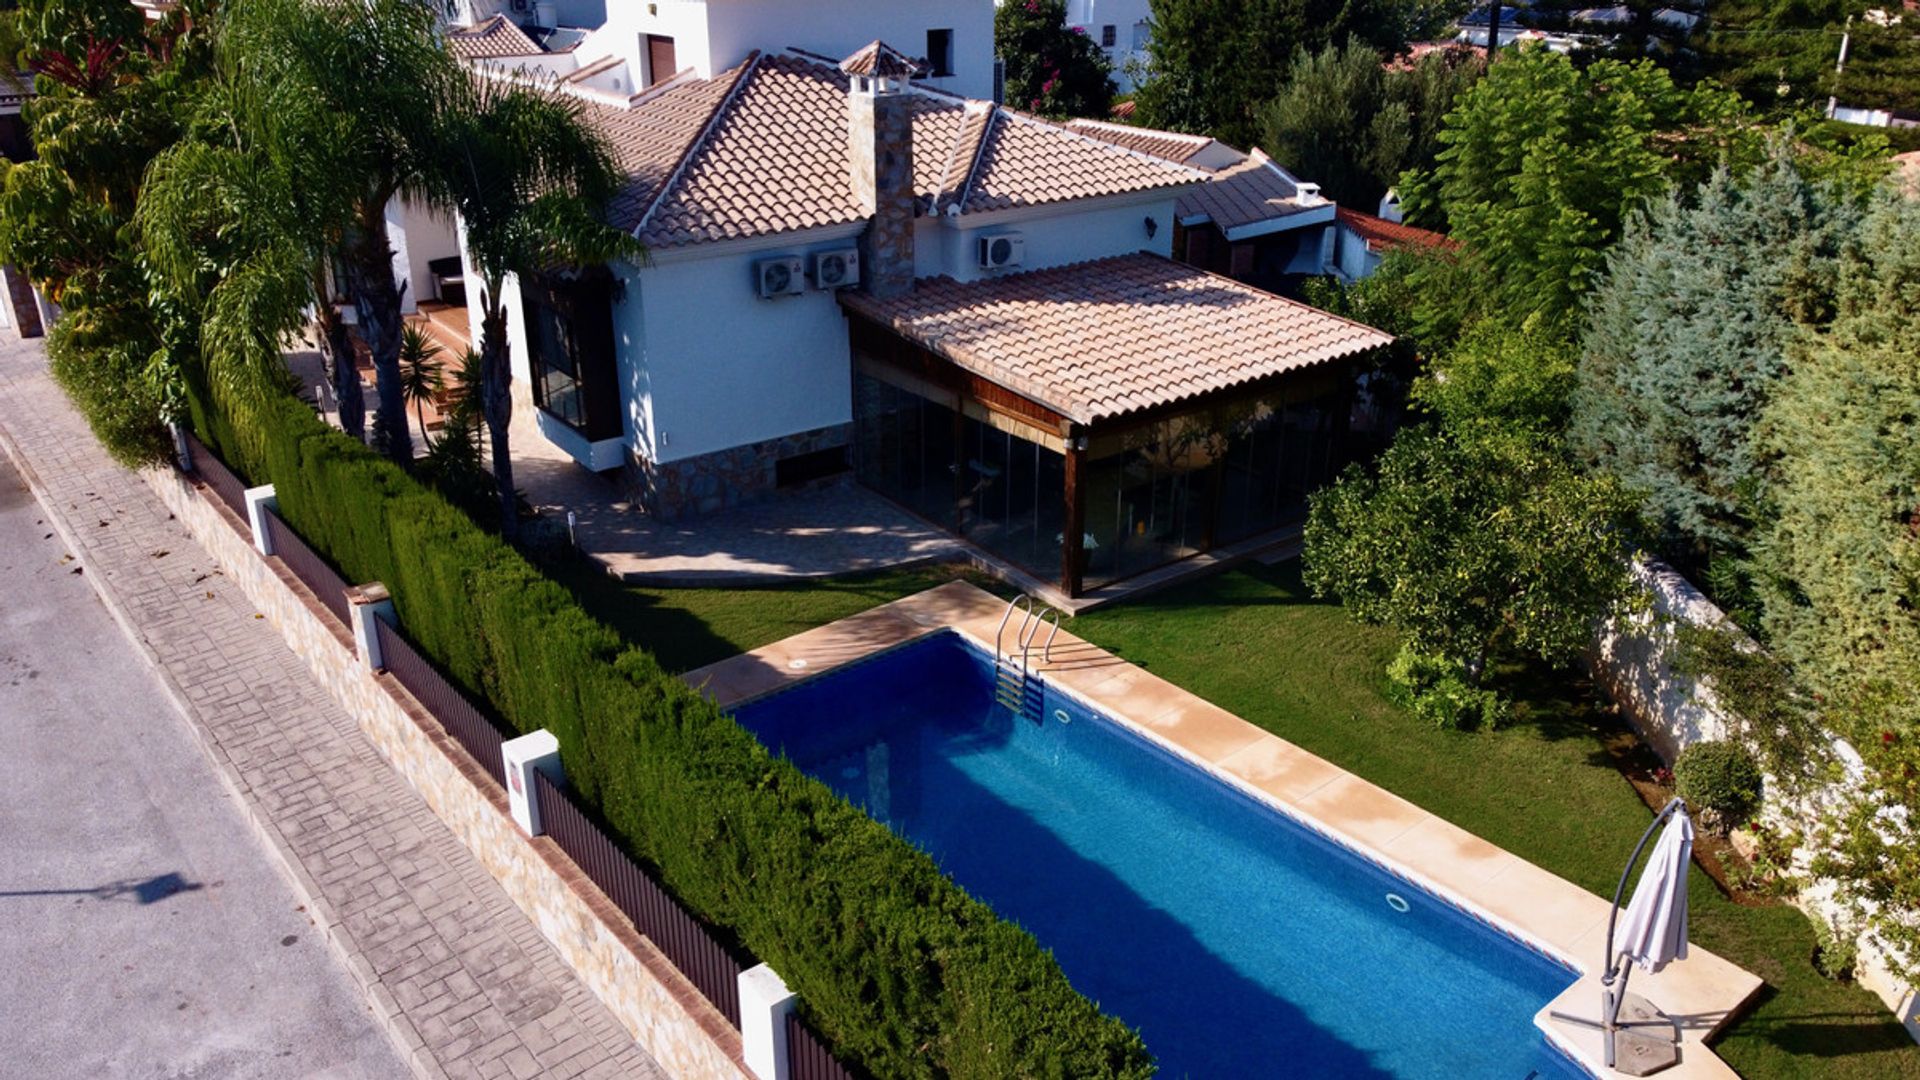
[0,453,406,1079]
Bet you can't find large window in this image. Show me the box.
[525,275,619,441]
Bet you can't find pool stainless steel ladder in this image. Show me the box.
[993,595,1060,720]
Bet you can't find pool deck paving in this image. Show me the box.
[685,580,1765,1080]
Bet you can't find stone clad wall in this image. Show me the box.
[631,420,851,520]
[145,465,752,1080]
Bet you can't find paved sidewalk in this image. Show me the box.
[0,334,665,1080]
[1,452,404,1079]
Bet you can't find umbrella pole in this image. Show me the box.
[1549,797,1685,1073]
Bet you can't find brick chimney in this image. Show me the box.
[842,43,916,299]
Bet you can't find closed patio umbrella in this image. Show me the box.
[1614,807,1693,975]
[1549,797,1694,1075]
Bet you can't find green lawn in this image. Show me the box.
[559,555,1919,1078]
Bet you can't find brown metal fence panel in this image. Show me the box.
[787,1012,856,1080]
[182,431,248,516]
[374,616,508,789]
[532,770,745,1028]
[262,510,351,626]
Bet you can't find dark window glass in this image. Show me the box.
[1101,24,1117,47]
[927,28,955,76]
[530,298,584,429]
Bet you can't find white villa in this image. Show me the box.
[394,1,1398,601]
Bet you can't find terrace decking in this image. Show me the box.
[685,581,1765,1080]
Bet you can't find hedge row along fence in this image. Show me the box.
[181,366,1154,1080]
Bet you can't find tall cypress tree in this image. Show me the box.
[1570,150,1858,573]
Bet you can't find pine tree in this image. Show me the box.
[1570,150,1859,571]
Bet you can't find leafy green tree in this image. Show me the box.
[1261,39,1481,209]
[1134,0,1412,148]
[1398,45,1757,316]
[1305,424,1640,684]
[1411,315,1576,434]
[1749,197,1920,977]
[1570,150,1859,572]
[995,0,1114,118]
[430,78,637,540]
[0,0,211,465]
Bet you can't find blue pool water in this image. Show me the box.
[735,633,1589,1079]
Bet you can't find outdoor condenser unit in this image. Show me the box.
[755,256,806,299]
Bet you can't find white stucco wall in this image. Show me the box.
[1333,223,1380,282]
[627,227,866,465]
[917,191,1181,282]
[387,200,462,314]
[575,0,994,97]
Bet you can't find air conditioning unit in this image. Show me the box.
[811,248,861,290]
[754,256,805,299]
[976,232,1025,271]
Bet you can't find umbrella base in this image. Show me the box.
[1549,992,1682,1076]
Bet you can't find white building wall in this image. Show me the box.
[916,191,1180,283]
[574,0,994,97]
[387,201,462,313]
[629,229,865,465]
[1063,0,1152,92]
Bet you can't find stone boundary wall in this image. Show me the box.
[1587,558,1736,764]
[1588,557,1920,1042]
[145,465,752,1080]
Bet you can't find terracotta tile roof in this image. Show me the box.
[446,15,543,61]
[561,51,1202,248]
[1064,119,1216,165]
[1179,149,1323,233]
[840,253,1393,424]
[1335,206,1458,253]
[567,60,757,234]
[838,40,925,80]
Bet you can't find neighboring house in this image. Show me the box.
[1061,0,1153,92]
[1063,121,1338,293]
[1827,103,1920,129]
[1330,206,1458,282]
[443,27,1393,600]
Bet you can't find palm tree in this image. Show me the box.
[398,321,444,451]
[205,0,462,467]
[138,3,367,432]
[431,76,637,540]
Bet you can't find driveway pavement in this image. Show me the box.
[0,453,406,1079]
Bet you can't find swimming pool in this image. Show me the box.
[735,632,1589,1078]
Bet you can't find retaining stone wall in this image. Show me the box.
[145,465,752,1080]
[631,422,851,521]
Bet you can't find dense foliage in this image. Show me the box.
[1571,151,1860,572]
[995,0,1114,119]
[184,367,1156,1079]
[1700,0,1920,117]
[1260,40,1482,210]
[1304,423,1638,686]
[1133,0,1421,148]
[1674,741,1765,829]
[1398,46,1756,317]
[0,0,211,465]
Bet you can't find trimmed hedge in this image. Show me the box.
[183,366,1153,1079]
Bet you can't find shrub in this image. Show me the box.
[181,366,1153,1078]
[1813,917,1858,982]
[47,322,175,468]
[1386,646,1507,730]
[1674,741,1764,828]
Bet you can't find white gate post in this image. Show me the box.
[243,484,278,556]
[347,583,396,671]
[502,731,563,836]
[739,963,797,1080]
